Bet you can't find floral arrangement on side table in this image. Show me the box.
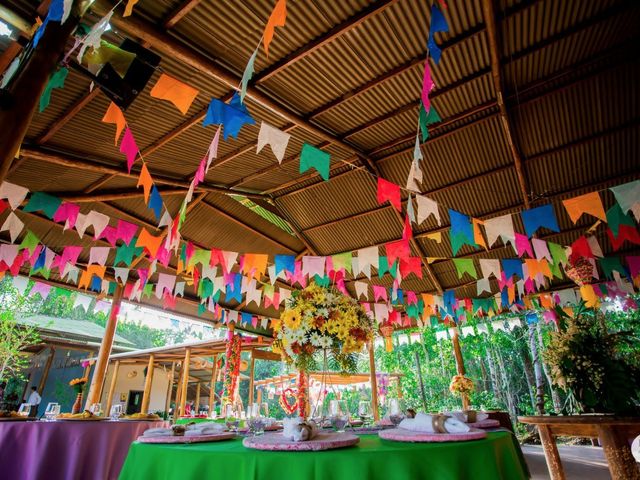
[544,301,640,415]
[449,375,474,397]
[272,283,375,416]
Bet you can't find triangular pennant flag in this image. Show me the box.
[1,212,24,243]
[0,182,29,210]
[263,0,287,57]
[562,192,606,223]
[40,67,68,112]
[472,218,487,250]
[532,238,552,262]
[377,178,401,211]
[102,102,126,145]
[120,127,139,173]
[610,180,640,214]
[476,278,492,296]
[521,204,560,237]
[150,73,199,115]
[88,247,110,266]
[149,185,163,221]
[606,203,635,238]
[427,4,449,64]
[354,281,368,299]
[479,259,501,279]
[23,191,62,219]
[203,93,255,140]
[137,163,153,203]
[421,61,435,112]
[453,258,477,279]
[77,11,114,63]
[484,214,515,247]
[416,195,440,224]
[449,209,475,255]
[124,0,139,17]
[205,127,221,171]
[240,46,259,103]
[257,122,290,163]
[299,143,330,181]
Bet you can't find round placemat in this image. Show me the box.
[379,428,487,442]
[243,432,360,451]
[138,432,236,444]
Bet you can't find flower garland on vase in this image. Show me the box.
[221,331,242,408]
[272,283,375,417]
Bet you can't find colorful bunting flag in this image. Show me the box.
[240,47,259,103]
[421,61,435,113]
[23,192,62,219]
[263,0,287,56]
[203,93,256,140]
[562,192,606,223]
[377,178,401,211]
[102,102,126,145]
[150,73,199,115]
[0,182,29,210]
[521,204,560,237]
[124,0,139,17]
[427,4,449,64]
[120,127,139,173]
[257,122,290,163]
[484,214,515,247]
[299,143,330,181]
[453,258,476,279]
[40,67,68,112]
[449,209,475,255]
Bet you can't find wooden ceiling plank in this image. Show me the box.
[163,0,204,29]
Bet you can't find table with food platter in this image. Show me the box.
[118,411,529,480]
[0,411,168,480]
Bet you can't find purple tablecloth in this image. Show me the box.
[0,420,168,480]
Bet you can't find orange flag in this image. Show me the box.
[472,218,487,250]
[102,102,126,145]
[562,192,606,223]
[137,163,153,203]
[124,0,139,17]
[136,228,163,258]
[264,0,287,57]
[150,73,199,115]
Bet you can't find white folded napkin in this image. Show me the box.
[142,428,173,437]
[184,422,226,435]
[398,413,470,433]
[443,411,488,423]
[282,418,318,442]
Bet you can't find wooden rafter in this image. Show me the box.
[482,0,530,209]
[60,188,186,203]
[163,0,204,29]
[37,87,101,145]
[17,146,270,200]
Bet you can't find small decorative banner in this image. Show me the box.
[299,143,330,181]
[150,73,199,115]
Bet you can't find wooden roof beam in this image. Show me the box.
[60,188,186,203]
[163,0,204,29]
[17,146,270,200]
[484,0,528,209]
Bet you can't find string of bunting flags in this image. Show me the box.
[4,1,640,331]
[0,177,638,331]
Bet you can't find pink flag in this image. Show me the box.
[52,202,80,230]
[116,220,138,244]
[515,233,533,258]
[421,61,435,112]
[373,285,388,302]
[119,127,139,173]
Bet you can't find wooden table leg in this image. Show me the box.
[538,425,566,480]
[597,425,640,480]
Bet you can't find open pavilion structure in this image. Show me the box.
[0,1,639,479]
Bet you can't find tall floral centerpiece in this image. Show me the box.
[449,375,474,410]
[69,377,88,414]
[272,283,374,417]
[221,331,242,409]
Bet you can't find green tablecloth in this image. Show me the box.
[174,417,226,425]
[119,431,529,480]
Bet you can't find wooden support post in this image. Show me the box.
[164,362,175,418]
[37,347,55,395]
[208,356,218,415]
[368,341,379,421]
[248,352,255,406]
[194,382,201,412]
[140,354,155,414]
[451,328,470,410]
[179,349,191,416]
[104,360,120,417]
[85,284,123,408]
[0,1,91,184]
[396,376,403,398]
[174,366,183,418]
[256,388,262,405]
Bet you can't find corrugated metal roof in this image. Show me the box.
[0,0,638,317]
